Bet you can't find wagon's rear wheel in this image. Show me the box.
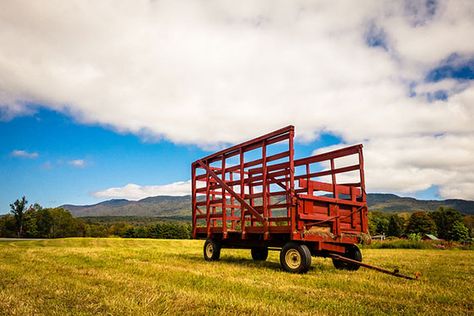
[280,242,312,273]
[251,247,268,261]
[332,244,362,271]
[203,239,221,261]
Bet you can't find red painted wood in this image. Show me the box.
[192,126,368,246]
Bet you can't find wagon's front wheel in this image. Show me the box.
[203,239,221,261]
[332,244,362,271]
[251,247,268,261]
[280,242,312,273]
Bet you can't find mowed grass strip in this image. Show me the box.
[0,238,472,315]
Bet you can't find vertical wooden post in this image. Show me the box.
[330,159,340,236]
[230,172,235,230]
[262,140,269,239]
[358,147,367,233]
[239,148,246,239]
[211,192,216,228]
[351,186,357,229]
[306,163,311,195]
[289,127,297,238]
[285,175,290,226]
[205,162,211,238]
[330,158,337,199]
[191,164,197,238]
[249,173,255,227]
[221,154,227,238]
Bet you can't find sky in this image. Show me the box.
[1,0,474,212]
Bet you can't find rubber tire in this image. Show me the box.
[251,247,269,261]
[203,239,221,261]
[332,244,362,271]
[280,242,312,273]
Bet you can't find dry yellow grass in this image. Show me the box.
[0,238,472,315]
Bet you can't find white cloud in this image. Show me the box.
[314,134,474,199]
[68,159,86,168]
[0,1,473,198]
[11,150,38,159]
[93,181,191,200]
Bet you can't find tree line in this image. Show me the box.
[369,207,472,242]
[1,196,472,242]
[0,197,191,239]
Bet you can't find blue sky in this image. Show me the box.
[1,1,474,212]
[0,108,344,212]
[0,108,201,210]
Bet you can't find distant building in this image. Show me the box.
[399,233,441,240]
[371,233,385,241]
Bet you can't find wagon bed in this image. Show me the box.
[192,125,369,272]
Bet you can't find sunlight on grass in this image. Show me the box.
[0,238,472,315]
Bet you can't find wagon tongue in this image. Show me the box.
[328,253,419,280]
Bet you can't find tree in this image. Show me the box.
[406,211,436,235]
[430,207,464,240]
[23,206,38,238]
[48,208,80,238]
[451,221,470,242]
[0,214,17,237]
[84,223,108,237]
[35,208,53,238]
[464,215,474,238]
[368,211,389,235]
[10,196,28,237]
[387,214,405,237]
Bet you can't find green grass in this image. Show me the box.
[0,238,472,315]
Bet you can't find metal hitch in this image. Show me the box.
[328,253,420,280]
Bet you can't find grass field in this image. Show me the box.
[0,238,472,315]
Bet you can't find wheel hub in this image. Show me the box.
[285,249,301,269]
[205,243,214,258]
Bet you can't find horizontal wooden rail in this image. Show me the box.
[299,179,361,196]
[294,164,360,180]
[298,194,365,207]
[294,144,362,166]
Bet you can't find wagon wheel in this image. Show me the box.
[332,244,362,271]
[203,239,221,261]
[251,247,268,261]
[280,242,312,273]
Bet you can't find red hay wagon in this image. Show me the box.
[191,126,369,273]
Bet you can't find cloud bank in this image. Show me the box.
[1,1,474,198]
[93,181,191,200]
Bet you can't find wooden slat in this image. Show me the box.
[299,179,361,196]
[294,144,362,166]
[294,164,360,180]
[298,194,365,207]
[196,214,241,220]
[299,213,334,221]
[196,199,223,207]
[268,217,290,222]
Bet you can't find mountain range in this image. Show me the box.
[62,193,474,217]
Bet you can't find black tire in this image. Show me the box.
[332,244,362,271]
[251,247,269,261]
[280,242,312,273]
[203,239,221,261]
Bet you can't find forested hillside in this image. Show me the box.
[61,194,474,217]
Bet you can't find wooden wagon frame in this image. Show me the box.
[192,125,369,273]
